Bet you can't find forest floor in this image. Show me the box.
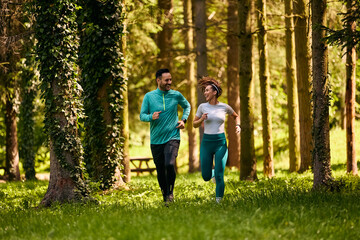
[1,170,360,240]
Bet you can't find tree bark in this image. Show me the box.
[226,0,240,169]
[194,0,207,142]
[293,0,313,172]
[157,0,173,70]
[5,98,20,181]
[345,0,357,175]
[257,0,274,177]
[239,0,257,181]
[121,5,131,183]
[312,0,332,189]
[184,0,199,172]
[285,0,301,173]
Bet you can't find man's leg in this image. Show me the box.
[163,140,180,200]
[151,143,167,201]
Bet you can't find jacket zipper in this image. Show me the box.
[163,94,166,111]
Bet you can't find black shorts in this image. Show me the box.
[151,140,180,167]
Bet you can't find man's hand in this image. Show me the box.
[152,111,161,120]
[176,120,185,129]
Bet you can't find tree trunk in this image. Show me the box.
[345,0,357,175]
[239,0,257,181]
[285,0,301,173]
[121,5,131,183]
[184,0,199,172]
[194,0,207,142]
[1,0,24,181]
[312,0,332,189]
[40,82,88,207]
[226,0,240,169]
[293,0,313,172]
[157,0,173,70]
[35,0,89,206]
[5,98,20,181]
[257,0,274,177]
[79,0,126,190]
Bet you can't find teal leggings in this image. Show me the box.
[200,133,228,198]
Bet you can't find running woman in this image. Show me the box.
[140,69,191,204]
[193,77,240,203]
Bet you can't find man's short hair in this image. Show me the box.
[156,69,170,79]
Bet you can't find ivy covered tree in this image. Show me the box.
[18,3,38,181]
[18,45,38,181]
[34,0,89,206]
[78,0,126,190]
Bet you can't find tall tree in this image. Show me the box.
[35,0,89,206]
[239,0,257,181]
[226,0,240,169]
[0,0,24,181]
[285,0,300,173]
[257,0,274,177]
[184,0,199,172]
[157,0,173,70]
[312,0,332,189]
[79,0,126,190]
[194,0,207,141]
[293,0,313,172]
[345,0,357,175]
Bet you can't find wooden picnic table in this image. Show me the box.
[130,157,156,176]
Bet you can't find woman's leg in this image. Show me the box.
[214,141,228,198]
[200,140,214,181]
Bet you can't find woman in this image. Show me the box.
[193,77,240,203]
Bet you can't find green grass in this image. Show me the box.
[1,122,359,239]
[1,172,360,239]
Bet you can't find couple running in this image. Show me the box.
[140,69,240,204]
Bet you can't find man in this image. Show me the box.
[140,69,190,204]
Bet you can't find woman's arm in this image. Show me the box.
[193,113,208,128]
[231,112,240,133]
[231,111,240,125]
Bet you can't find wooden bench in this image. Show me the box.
[130,157,156,176]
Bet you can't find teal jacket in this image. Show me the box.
[140,88,191,144]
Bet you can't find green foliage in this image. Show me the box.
[325,0,360,52]
[1,173,360,239]
[78,0,126,190]
[18,52,38,180]
[34,0,88,195]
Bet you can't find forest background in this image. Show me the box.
[0,0,360,200]
[1,0,360,239]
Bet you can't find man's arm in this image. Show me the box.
[178,92,191,121]
[140,94,153,122]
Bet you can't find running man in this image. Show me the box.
[140,68,191,204]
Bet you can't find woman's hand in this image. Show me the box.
[201,113,208,120]
[235,124,240,134]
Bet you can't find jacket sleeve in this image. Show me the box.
[178,92,191,120]
[140,94,152,122]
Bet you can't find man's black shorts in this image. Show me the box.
[151,140,180,166]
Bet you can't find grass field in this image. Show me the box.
[1,122,360,239]
[1,172,360,239]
